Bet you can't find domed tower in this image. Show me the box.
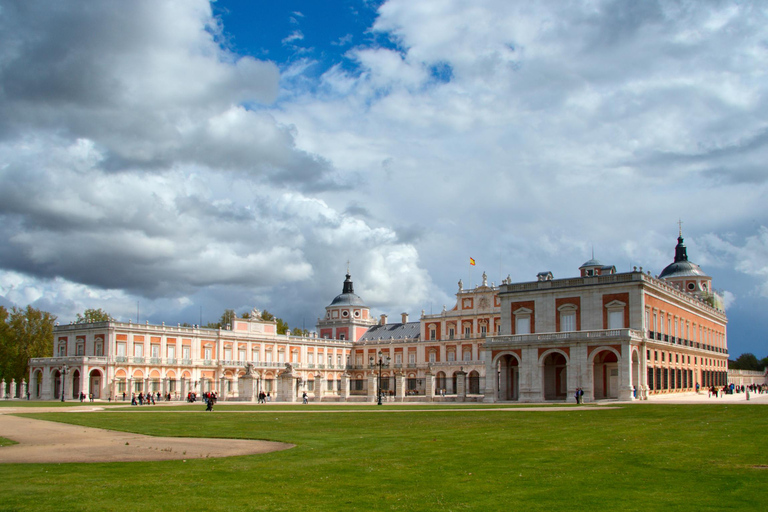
[316,271,376,341]
[658,229,713,296]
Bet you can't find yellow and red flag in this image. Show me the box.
[469,257,476,266]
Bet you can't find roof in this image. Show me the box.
[659,235,709,280]
[358,322,421,342]
[579,258,603,268]
[328,272,367,308]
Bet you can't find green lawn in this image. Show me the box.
[0,436,18,447]
[1,404,766,511]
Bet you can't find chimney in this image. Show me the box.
[401,312,409,324]
[380,314,388,325]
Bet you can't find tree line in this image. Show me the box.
[728,353,768,372]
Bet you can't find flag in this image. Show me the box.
[470,257,476,266]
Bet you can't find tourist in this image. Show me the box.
[302,391,308,404]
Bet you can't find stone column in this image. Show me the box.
[277,369,297,402]
[572,344,589,403]
[180,377,187,398]
[619,342,634,401]
[640,342,649,399]
[340,373,349,401]
[22,379,27,399]
[219,376,227,400]
[41,370,52,400]
[425,371,434,401]
[519,346,539,403]
[483,348,495,402]
[314,373,323,402]
[162,378,168,396]
[456,370,467,402]
[395,373,405,402]
[238,373,258,402]
[367,373,377,402]
[10,379,17,399]
[0,380,5,399]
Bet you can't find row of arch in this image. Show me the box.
[29,368,104,400]
[493,346,637,401]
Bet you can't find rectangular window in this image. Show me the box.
[278,351,285,363]
[447,352,455,362]
[224,348,232,360]
[409,353,416,364]
[608,310,623,329]
[239,349,246,361]
[515,317,531,334]
[134,344,143,358]
[464,326,471,337]
[480,325,487,335]
[430,329,436,340]
[167,346,176,359]
[204,347,212,360]
[356,355,362,366]
[117,343,126,357]
[561,313,576,332]
[182,346,191,360]
[429,352,436,363]
[252,349,260,362]
[448,328,455,339]
[463,350,471,361]
[308,353,314,365]
[266,351,273,363]
[395,353,402,365]
[151,344,160,358]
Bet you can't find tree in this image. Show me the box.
[260,310,275,321]
[75,308,112,324]
[276,317,290,335]
[0,305,56,383]
[205,309,236,330]
[729,353,761,371]
[291,327,309,337]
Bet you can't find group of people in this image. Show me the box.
[257,391,271,403]
[78,392,95,402]
[707,383,767,398]
[203,391,217,411]
[574,387,585,404]
[130,391,162,405]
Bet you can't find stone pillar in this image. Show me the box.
[219,376,227,400]
[340,373,349,401]
[238,373,258,402]
[483,349,495,402]
[22,379,27,399]
[41,370,52,400]
[314,373,323,402]
[162,378,168,396]
[277,368,297,402]
[395,373,406,402]
[127,378,133,398]
[456,370,467,402]
[619,342,634,401]
[180,377,187,398]
[425,371,434,401]
[10,379,17,399]
[62,372,70,401]
[0,380,5,399]
[519,346,540,403]
[639,343,649,399]
[367,373,377,402]
[572,344,589,403]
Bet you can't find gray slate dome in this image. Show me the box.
[580,258,603,268]
[329,273,367,307]
[659,236,708,279]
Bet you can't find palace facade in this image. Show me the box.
[26,232,728,403]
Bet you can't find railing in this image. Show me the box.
[486,328,644,345]
[430,360,484,367]
[132,357,145,364]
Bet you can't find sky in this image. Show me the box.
[1,0,767,357]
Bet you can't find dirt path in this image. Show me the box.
[0,413,292,464]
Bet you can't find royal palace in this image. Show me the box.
[26,232,729,403]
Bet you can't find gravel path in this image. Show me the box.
[0,412,292,464]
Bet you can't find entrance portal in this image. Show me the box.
[593,350,619,399]
[497,354,519,401]
[543,352,567,400]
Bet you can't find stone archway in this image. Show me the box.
[88,369,103,399]
[496,354,520,401]
[435,371,447,395]
[53,369,62,400]
[542,352,567,400]
[31,370,42,399]
[592,350,619,399]
[71,370,81,400]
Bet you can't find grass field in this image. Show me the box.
[1,404,767,511]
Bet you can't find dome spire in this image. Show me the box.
[342,268,354,294]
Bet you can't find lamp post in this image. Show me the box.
[60,364,68,402]
[370,351,391,406]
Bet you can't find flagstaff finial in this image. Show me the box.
[678,219,683,237]
[346,259,350,275]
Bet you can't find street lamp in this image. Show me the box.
[370,350,391,406]
[60,364,68,402]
